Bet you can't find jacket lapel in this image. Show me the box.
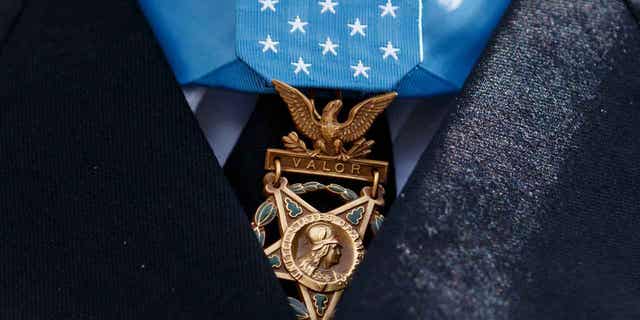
[0,0,22,45]
[338,1,640,319]
[0,0,290,318]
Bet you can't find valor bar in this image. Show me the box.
[265,149,389,183]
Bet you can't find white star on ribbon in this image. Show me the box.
[258,35,279,53]
[319,37,339,56]
[348,18,367,37]
[350,60,370,78]
[291,57,312,75]
[318,0,339,14]
[380,41,400,60]
[258,0,278,12]
[379,0,399,18]
[288,16,309,33]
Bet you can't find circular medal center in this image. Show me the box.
[281,214,363,292]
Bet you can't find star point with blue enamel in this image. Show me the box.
[256,174,384,320]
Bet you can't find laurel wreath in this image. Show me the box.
[282,132,309,153]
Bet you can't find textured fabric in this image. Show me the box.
[0,1,291,318]
[627,0,640,21]
[139,0,510,97]
[339,0,640,319]
[2,0,640,319]
[390,97,452,195]
[0,0,22,46]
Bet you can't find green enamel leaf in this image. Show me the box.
[289,183,305,194]
[303,181,324,191]
[254,201,276,226]
[328,183,358,201]
[287,297,309,319]
[327,184,345,194]
[371,212,385,234]
[253,226,265,247]
[344,189,359,201]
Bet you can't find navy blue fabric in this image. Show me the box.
[0,1,291,318]
[627,0,640,21]
[339,0,640,319]
[1,0,639,319]
[0,0,22,46]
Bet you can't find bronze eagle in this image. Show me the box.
[273,80,397,160]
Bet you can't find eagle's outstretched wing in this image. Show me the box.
[338,92,398,143]
[272,80,322,140]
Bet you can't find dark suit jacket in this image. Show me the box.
[1,0,639,319]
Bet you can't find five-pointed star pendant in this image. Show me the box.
[347,18,367,37]
[318,0,339,14]
[379,0,399,17]
[292,57,312,75]
[351,60,370,78]
[319,37,339,56]
[259,35,279,53]
[288,16,309,33]
[258,0,279,12]
[380,41,400,60]
[262,178,382,320]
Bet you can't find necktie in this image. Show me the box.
[0,0,22,42]
[628,0,640,21]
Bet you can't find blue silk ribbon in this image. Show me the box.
[139,0,510,97]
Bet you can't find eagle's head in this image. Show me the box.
[322,100,343,122]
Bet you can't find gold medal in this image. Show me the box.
[252,80,397,319]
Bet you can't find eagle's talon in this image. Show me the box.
[308,150,321,158]
[337,154,351,161]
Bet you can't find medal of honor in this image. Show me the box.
[252,80,397,319]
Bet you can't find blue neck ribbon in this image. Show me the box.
[139,0,510,98]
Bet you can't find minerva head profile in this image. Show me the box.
[299,222,343,275]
